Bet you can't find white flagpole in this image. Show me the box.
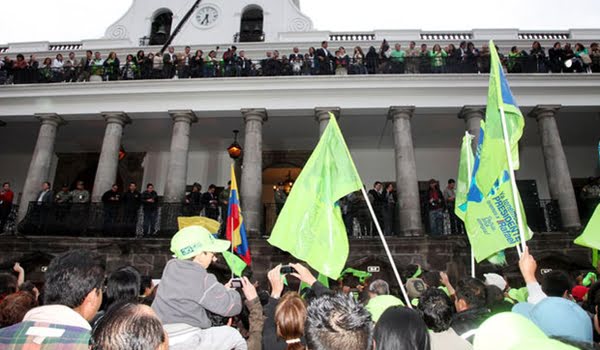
[360,187,412,308]
[465,132,476,278]
[498,106,527,256]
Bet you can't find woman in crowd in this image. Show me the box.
[0,291,38,328]
[351,46,367,75]
[548,41,564,73]
[426,179,445,237]
[275,292,307,350]
[563,43,577,73]
[306,47,317,75]
[429,44,447,74]
[103,52,120,81]
[204,50,218,77]
[11,54,28,84]
[464,42,479,73]
[366,46,379,74]
[507,46,524,73]
[151,52,163,79]
[529,41,547,73]
[121,54,139,80]
[373,306,431,350]
[575,43,591,72]
[335,47,350,75]
[590,42,600,72]
[51,53,65,82]
[38,57,53,83]
[190,49,204,78]
[445,44,460,73]
[135,50,148,79]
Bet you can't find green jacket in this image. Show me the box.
[366,295,405,322]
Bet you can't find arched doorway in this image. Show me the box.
[239,6,264,42]
[150,9,173,45]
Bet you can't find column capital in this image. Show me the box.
[35,113,67,127]
[388,106,415,121]
[458,105,486,121]
[101,112,131,125]
[528,105,562,121]
[241,108,268,123]
[168,110,198,124]
[314,107,341,122]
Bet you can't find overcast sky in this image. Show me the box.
[1,0,599,44]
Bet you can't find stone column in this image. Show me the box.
[314,107,341,136]
[458,106,485,153]
[17,114,66,222]
[388,106,422,235]
[91,112,131,202]
[163,110,198,203]
[528,105,581,231]
[240,109,267,236]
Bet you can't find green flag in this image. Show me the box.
[455,132,475,221]
[268,114,363,280]
[222,250,247,277]
[475,40,525,196]
[575,205,600,252]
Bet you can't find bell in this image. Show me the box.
[156,24,167,36]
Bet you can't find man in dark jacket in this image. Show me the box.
[141,183,159,236]
[368,182,385,234]
[101,184,121,234]
[122,182,141,235]
[201,184,219,220]
[451,277,490,343]
[316,41,334,75]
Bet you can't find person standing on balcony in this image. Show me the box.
[121,54,139,80]
[218,181,231,236]
[179,46,192,79]
[186,183,203,216]
[141,183,159,236]
[90,52,104,81]
[427,179,445,237]
[102,184,121,234]
[71,181,90,204]
[163,46,178,79]
[419,44,431,74]
[405,41,419,74]
[351,46,367,75]
[191,50,204,78]
[383,183,396,236]
[78,50,93,82]
[379,39,391,73]
[316,41,334,75]
[70,181,90,234]
[368,182,385,233]
[103,52,120,81]
[429,44,447,74]
[54,184,72,224]
[0,183,14,233]
[365,46,379,75]
[446,44,460,73]
[63,52,79,82]
[201,184,219,220]
[548,42,564,73]
[464,42,480,73]
[530,41,547,73]
[443,179,463,235]
[390,43,406,74]
[123,182,141,235]
[274,182,287,216]
[335,47,350,75]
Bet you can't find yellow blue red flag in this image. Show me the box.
[226,164,251,265]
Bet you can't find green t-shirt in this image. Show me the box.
[390,49,406,63]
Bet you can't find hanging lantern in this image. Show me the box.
[227,130,243,159]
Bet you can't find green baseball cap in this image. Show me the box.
[170,226,231,260]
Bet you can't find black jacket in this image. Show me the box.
[451,307,490,343]
[141,190,158,211]
[123,190,141,209]
[101,190,121,205]
[36,190,54,205]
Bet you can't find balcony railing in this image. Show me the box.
[518,33,570,40]
[49,43,83,51]
[329,33,376,41]
[420,33,473,41]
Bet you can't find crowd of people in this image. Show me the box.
[1,224,599,349]
[1,40,599,85]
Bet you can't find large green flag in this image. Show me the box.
[268,114,363,280]
[575,205,600,251]
[455,132,475,222]
[475,40,525,196]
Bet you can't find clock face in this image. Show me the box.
[195,6,219,27]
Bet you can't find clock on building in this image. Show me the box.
[195,5,220,28]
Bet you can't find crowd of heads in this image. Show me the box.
[1,39,599,85]
[1,225,600,349]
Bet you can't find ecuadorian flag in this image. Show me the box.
[226,164,251,265]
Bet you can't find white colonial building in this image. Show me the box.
[0,0,599,236]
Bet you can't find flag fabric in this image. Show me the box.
[268,114,363,280]
[226,164,251,265]
[462,55,532,262]
[475,40,525,196]
[575,205,600,251]
[177,216,220,233]
[456,132,475,221]
[222,251,247,277]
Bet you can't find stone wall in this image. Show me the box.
[0,233,591,286]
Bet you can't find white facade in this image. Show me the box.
[103,0,313,46]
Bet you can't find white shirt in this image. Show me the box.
[37,190,48,203]
[52,59,64,69]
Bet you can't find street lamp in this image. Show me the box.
[227,130,242,159]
